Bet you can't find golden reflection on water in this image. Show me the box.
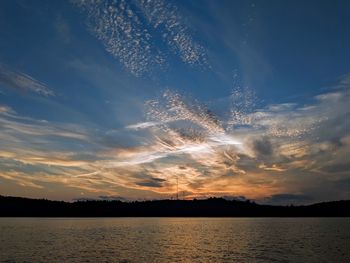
[0,218,349,263]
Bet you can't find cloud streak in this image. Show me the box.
[0,63,54,96]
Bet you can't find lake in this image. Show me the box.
[0,218,349,263]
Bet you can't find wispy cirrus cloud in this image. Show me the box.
[0,105,15,114]
[72,0,208,76]
[115,77,350,202]
[1,75,350,203]
[0,63,54,96]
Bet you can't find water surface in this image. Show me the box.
[0,218,349,263]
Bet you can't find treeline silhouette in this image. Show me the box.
[0,196,349,217]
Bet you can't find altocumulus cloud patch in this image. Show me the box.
[72,0,208,77]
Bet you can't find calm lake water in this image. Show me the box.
[0,218,349,263]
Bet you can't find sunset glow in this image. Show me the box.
[0,0,349,205]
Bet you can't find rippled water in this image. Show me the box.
[0,218,349,263]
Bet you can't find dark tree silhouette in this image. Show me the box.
[0,196,349,217]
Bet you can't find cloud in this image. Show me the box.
[0,114,89,141]
[145,89,224,134]
[258,163,286,172]
[135,177,166,188]
[0,63,54,96]
[0,110,93,171]
[125,121,162,130]
[0,105,15,114]
[1,75,350,203]
[322,163,350,173]
[221,195,248,201]
[72,0,208,76]
[98,195,128,201]
[252,136,273,156]
[113,79,350,202]
[135,0,208,66]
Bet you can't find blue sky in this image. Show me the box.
[0,0,349,204]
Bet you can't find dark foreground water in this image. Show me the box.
[0,218,349,263]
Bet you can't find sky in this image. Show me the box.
[0,0,350,205]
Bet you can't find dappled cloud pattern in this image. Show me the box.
[1,75,350,202]
[73,0,208,76]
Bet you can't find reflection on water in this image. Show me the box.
[0,218,349,263]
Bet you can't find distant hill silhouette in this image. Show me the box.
[0,196,349,217]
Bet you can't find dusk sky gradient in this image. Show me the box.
[0,0,350,204]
